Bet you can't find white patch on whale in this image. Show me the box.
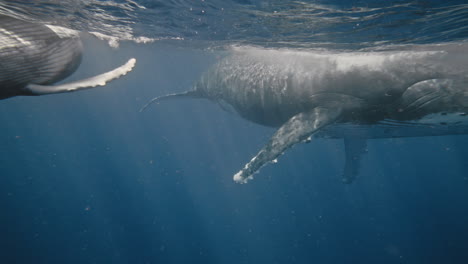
[0,28,33,49]
[45,25,80,39]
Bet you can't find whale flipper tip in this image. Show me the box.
[233,171,253,184]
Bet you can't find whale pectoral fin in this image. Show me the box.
[396,79,453,116]
[342,138,368,184]
[233,107,342,184]
[24,58,136,96]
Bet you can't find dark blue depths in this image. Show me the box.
[1,33,468,264]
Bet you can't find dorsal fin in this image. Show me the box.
[140,90,201,112]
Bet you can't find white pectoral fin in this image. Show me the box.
[233,107,342,184]
[25,58,136,95]
[342,138,368,184]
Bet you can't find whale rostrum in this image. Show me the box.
[143,45,468,184]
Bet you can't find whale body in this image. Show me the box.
[143,45,468,183]
[0,14,135,100]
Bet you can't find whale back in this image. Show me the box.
[0,14,83,98]
[194,47,468,127]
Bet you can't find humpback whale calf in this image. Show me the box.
[0,14,136,100]
[142,45,468,184]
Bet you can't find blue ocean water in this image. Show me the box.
[1,0,468,263]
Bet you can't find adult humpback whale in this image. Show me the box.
[142,45,468,184]
[0,14,136,100]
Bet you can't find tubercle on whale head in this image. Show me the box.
[191,78,221,103]
[193,72,232,103]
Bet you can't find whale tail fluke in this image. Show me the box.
[139,90,201,112]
